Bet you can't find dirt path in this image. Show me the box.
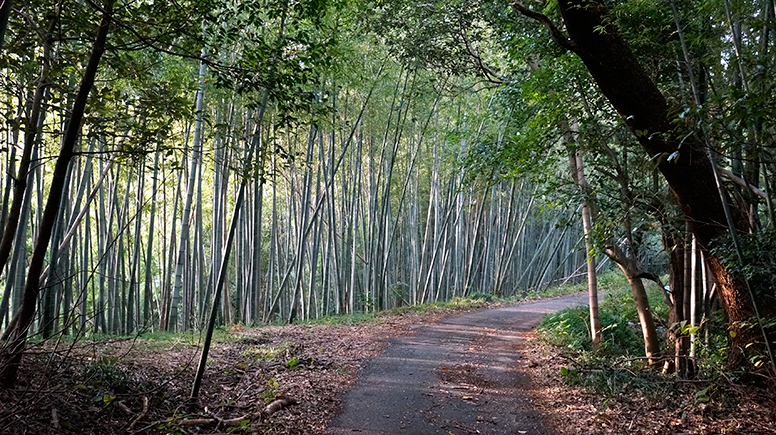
[327,293,589,435]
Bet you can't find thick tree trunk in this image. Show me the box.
[517,0,766,366]
[0,0,11,52]
[0,5,111,387]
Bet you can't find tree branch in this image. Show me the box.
[458,22,506,85]
[719,167,776,207]
[511,1,576,52]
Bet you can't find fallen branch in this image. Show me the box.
[116,400,132,415]
[178,395,298,429]
[127,396,149,431]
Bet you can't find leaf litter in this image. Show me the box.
[0,309,452,434]
[1,304,774,434]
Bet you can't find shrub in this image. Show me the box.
[537,303,641,355]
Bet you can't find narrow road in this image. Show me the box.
[327,293,589,435]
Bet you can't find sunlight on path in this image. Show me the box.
[327,294,589,435]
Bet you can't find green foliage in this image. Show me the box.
[208,0,344,122]
[598,276,669,324]
[303,311,382,326]
[572,364,669,402]
[693,311,730,375]
[539,280,680,399]
[537,305,642,355]
[538,307,594,351]
[712,228,776,370]
[366,0,496,76]
[538,276,671,357]
[286,356,301,369]
[596,270,629,291]
[81,356,131,401]
[467,292,493,302]
[262,378,280,403]
[126,328,240,352]
[241,342,294,363]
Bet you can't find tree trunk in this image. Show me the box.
[40,162,73,339]
[0,18,56,278]
[170,53,207,332]
[0,145,37,327]
[606,243,662,360]
[516,0,767,366]
[191,93,267,402]
[0,5,111,387]
[0,0,12,51]
[143,151,159,326]
[565,123,601,344]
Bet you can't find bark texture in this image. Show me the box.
[515,0,770,366]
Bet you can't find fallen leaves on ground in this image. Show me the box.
[1,304,774,435]
[521,331,776,435]
[0,308,453,434]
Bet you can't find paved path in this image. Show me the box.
[327,293,589,435]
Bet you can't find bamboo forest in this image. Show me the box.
[0,0,775,433]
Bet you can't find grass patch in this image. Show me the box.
[31,325,246,354]
[534,270,739,403]
[600,280,669,325]
[241,342,291,362]
[537,270,750,402]
[301,296,501,326]
[127,326,244,351]
[302,311,384,326]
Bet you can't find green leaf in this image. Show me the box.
[694,386,710,403]
[560,366,569,376]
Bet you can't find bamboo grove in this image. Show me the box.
[1,0,776,386]
[0,1,586,344]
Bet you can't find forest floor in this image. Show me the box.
[0,295,774,434]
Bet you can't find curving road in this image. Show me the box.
[327,293,589,435]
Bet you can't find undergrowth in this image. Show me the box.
[536,270,741,403]
[536,271,670,396]
[537,270,666,356]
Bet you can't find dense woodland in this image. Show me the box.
[0,0,774,390]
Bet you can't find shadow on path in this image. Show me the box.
[327,293,589,435]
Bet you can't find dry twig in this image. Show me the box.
[127,396,149,431]
[178,395,298,429]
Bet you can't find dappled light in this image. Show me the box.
[0,0,774,432]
